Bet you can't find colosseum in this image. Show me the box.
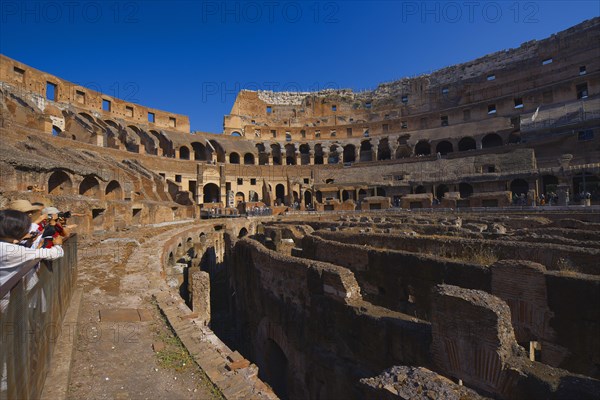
[1,16,599,400]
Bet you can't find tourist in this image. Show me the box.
[1,209,64,291]
[38,207,70,248]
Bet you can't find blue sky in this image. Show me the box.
[1,1,598,133]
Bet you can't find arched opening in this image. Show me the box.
[459,182,474,198]
[105,180,122,200]
[328,145,340,164]
[235,192,245,205]
[343,144,356,163]
[414,140,431,156]
[482,133,503,148]
[342,190,350,201]
[79,176,100,197]
[249,190,259,202]
[436,184,449,200]
[299,144,310,165]
[508,131,521,144]
[359,141,372,162]
[131,127,157,155]
[256,143,269,165]
[275,184,285,205]
[572,173,599,196]
[191,142,207,161]
[262,339,289,399]
[458,137,476,151]
[52,125,62,137]
[314,144,324,165]
[244,153,255,165]
[179,146,190,160]
[377,138,391,160]
[229,152,240,164]
[150,130,175,157]
[415,185,426,194]
[79,112,95,124]
[48,170,72,195]
[71,135,76,140]
[358,189,367,201]
[238,228,248,238]
[316,191,323,203]
[510,179,529,196]
[203,183,220,204]
[304,191,312,208]
[231,131,242,137]
[271,144,282,165]
[541,175,558,196]
[436,140,453,155]
[376,187,386,196]
[285,144,296,165]
[208,140,226,163]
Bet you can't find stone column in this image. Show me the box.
[557,183,570,206]
[309,150,315,165]
[188,266,210,326]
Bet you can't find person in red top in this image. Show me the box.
[39,207,70,248]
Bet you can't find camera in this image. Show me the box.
[58,211,71,219]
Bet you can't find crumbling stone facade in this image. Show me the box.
[1,17,600,400]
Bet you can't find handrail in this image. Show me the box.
[0,234,76,299]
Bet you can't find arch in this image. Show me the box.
[79,112,95,124]
[510,179,529,196]
[104,119,121,129]
[414,140,431,156]
[244,153,255,165]
[256,143,269,165]
[191,142,207,161]
[436,140,453,155]
[315,191,323,203]
[415,185,427,194]
[150,130,175,157]
[377,138,391,161]
[275,184,285,205]
[263,338,289,398]
[249,190,259,202]
[129,126,157,155]
[208,140,226,163]
[343,144,356,163]
[79,175,100,197]
[482,133,503,148]
[304,191,312,208]
[541,175,559,195]
[458,137,476,151]
[328,145,340,164]
[359,140,373,162]
[71,135,76,140]
[238,227,248,238]
[105,180,122,200]
[299,144,310,165]
[231,131,242,137]
[48,170,72,195]
[573,173,599,196]
[285,144,296,165]
[203,183,220,203]
[271,144,282,165]
[229,152,240,164]
[52,125,62,137]
[459,182,473,198]
[179,146,190,160]
[358,189,368,201]
[314,144,324,164]
[436,184,449,200]
[235,191,245,204]
[342,190,350,201]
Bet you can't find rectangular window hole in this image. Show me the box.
[102,99,111,112]
[46,82,57,101]
[148,112,155,123]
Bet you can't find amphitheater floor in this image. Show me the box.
[66,224,222,400]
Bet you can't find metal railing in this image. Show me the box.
[0,235,78,400]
